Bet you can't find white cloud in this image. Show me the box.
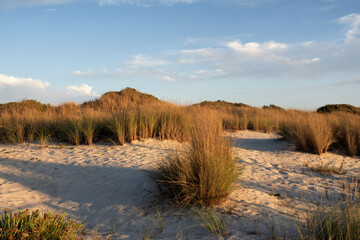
[339,13,360,41]
[72,70,96,77]
[227,40,287,55]
[0,73,50,89]
[126,54,168,67]
[67,84,99,97]
[0,73,99,104]
[72,13,360,87]
[72,54,178,81]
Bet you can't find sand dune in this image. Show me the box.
[1,131,359,239]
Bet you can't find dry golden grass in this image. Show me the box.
[300,200,360,240]
[280,113,335,154]
[0,88,359,157]
[332,113,360,156]
[152,108,238,206]
[0,209,83,240]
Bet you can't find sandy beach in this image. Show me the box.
[1,131,359,239]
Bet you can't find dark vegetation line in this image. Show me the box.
[0,87,359,156]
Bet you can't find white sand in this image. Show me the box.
[0,131,359,239]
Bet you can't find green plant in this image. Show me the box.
[0,209,83,239]
[36,128,51,150]
[280,114,335,154]
[155,208,163,233]
[63,119,82,146]
[82,117,98,146]
[141,227,152,240]
[300,201,360,240]
[335,114,360,156]
[176,230,184,240]
[26,121,36,144]
[125,111,137,143]
[15,122,25,143]
[152,109,238,206]
[309,162,346,175]
[107,114,126,145]
[59,143,66,149]
[197,208,229,237]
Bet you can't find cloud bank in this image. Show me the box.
[71,13,360,87]
[339,13,360,41]
[0,73,98,104]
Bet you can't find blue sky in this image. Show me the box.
[0,0,359,109]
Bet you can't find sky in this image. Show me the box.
[0,0,359,109]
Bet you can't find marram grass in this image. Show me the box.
[0,209,83,240]
[152,109,239,206]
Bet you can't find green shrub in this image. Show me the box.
[334,114,360,156]
[317,104,360,115]
[0,209,83,240]
[300,202,360,240]
[152,109,238,206]
[63,119,83,146]
[82,117,98,146]
[107,114,126,145]
[280,114,335,154]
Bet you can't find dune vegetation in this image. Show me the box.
[0,209,83,239]
[0,87,359,157]
[1,88,360,239]
[151,108,238,206]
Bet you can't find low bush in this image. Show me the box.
[300,201,360,240]
[333,113,360,156]
[152,109,238,206]
[280,114,335,154]
[0,209,83,240]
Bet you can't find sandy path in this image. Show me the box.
[0,131,359,239]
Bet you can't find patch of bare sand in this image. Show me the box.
[0,131,359,239]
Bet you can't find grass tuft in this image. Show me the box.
[280,113,335,154]
[0,209,83,239]
[197,208,229,237]
[152,109,238,206]
[300,201,360,240]
[308,162,346,175]
[82,117,98,146]
[35,128,51,150]
[63,119,83,146]
[107,114,126,145]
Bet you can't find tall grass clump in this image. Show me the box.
[107,113,126,145]
[125,110,138,143]
[63,119,83,146]
[300,201,360,240]
[25,120,36,144]
[0,121,26,144]
[280,113,335,154]
[137,108,158,140]
[82,117,98,146]
[0,209,83,239]
[152,108,238,206]
[156,106,191,142]
[333,113,360,156]
[36,128,51,149]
